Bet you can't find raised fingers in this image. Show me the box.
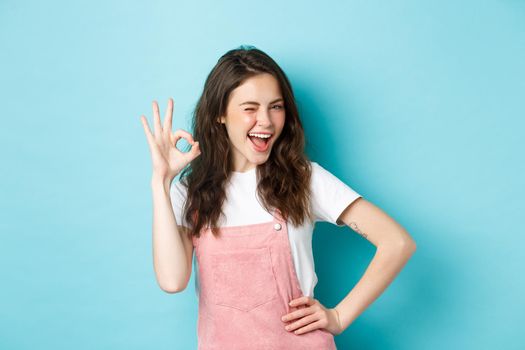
[140,115,155,148]
[152,100,163,143]
[163,98,174,138]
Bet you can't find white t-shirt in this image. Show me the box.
[170,161,362,298]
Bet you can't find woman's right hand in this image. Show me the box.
[140,98,201,183]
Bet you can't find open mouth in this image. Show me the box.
[247,133,273,152]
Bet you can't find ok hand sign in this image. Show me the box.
[140,98,201,183]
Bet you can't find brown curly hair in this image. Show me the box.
[179,45,313,239]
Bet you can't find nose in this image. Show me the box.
[256,109,272,127]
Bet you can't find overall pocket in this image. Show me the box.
[211,246,278,312]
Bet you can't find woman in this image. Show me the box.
[140,45,416,349]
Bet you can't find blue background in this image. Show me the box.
[1,1,523,349]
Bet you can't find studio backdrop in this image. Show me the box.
[1,1,523,349]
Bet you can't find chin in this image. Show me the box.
[248,155,269,164]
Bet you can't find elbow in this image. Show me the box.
[399,237,417,256]
[154,267,191,294]
[159,282,186,294]
[380,235,416,256]
[157,276,188,294]
[403,238,417,252]
[396,228,417,253]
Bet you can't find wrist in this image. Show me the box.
[151,173,173,192]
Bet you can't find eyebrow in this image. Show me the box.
[239,98,284,106]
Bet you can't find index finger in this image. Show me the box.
[172,129,196,148]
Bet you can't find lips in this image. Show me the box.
[247,134,272,152]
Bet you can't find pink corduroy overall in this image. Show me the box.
[192,208,337,350]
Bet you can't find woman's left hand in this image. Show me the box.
[281,296,343,336]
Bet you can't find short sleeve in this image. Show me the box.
[311,161,362,227]
[169,179,190,228]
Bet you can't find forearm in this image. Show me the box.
[151,176,189,292]
[334,240,416,331]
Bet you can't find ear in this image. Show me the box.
[217,116,226,124]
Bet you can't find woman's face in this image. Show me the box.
[218,73,286,173]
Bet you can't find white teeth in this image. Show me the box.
[248,133,271,139]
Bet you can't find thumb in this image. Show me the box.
[195,141,201,152]
[190,141,201,157]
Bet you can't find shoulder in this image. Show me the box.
[308,160,362,226]
[309,161,339,184]
[308,160,359,194]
